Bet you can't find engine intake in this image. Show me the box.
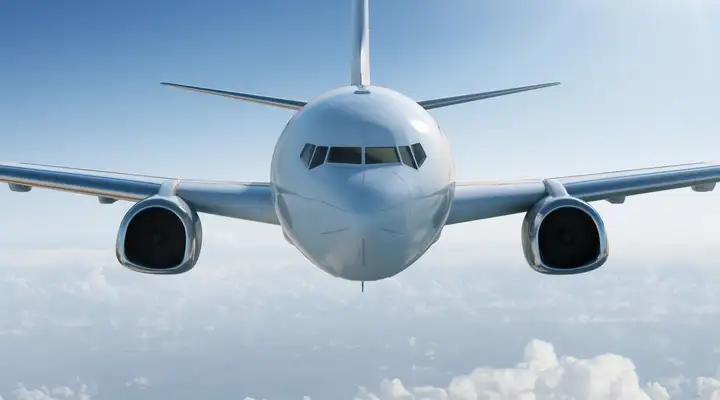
[116,195,203,274]
[521,195,608,274]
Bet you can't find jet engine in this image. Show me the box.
[521,195,608,274]
[116,195,203,274]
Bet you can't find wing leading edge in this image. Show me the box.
[4,160,717,229]
[417,82,560,110]
[447,162,720,225]
[0,162,279,225]
[161,82,307,110]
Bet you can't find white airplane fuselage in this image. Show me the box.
[271,86,455,281]
[21,0,700,285]
[147,0,563,282]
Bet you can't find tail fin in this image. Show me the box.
[351,0,371,88]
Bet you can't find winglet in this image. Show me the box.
[351,0,371,88]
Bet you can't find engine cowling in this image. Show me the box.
[116,195,203,274]
[521,195,608,274]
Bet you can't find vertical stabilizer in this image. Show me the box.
[351,0,370,87]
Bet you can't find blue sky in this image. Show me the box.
[1,0,719,250]
[2,0,717,178]
[1,1,720,398]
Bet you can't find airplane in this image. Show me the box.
[2,0,720,286]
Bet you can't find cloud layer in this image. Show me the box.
[357,339,671,400]
[1,235,720,399]
[13,338,720,400]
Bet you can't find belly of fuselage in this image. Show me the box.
[274,181,452,281]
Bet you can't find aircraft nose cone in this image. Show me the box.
[330,169,410,214]
[312,168,415,280]
[348,203,409,235]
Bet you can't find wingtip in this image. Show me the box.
[160,82,195,90]
[161,82,189,88]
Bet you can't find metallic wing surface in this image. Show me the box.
[0,162,278,225]
[160,82,307,110]
[448,162,720,224]
[417,82,561,110]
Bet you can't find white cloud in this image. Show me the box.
[124,377,150,389]
[696,377,720,399]
[11,383,93,400]
[357,339,672,400]
[49,387,73,399]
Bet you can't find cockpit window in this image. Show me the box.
[300,143,425,169]
[309,146,328,169]
[411,143,427,167]
[365,147,400,164]
[327,147,362,164]
[300,143,316,168]
[397,146,417,169]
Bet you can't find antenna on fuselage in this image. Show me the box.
[351,0,370,88]
[361,281,365,292]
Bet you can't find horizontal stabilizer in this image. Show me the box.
[161,82,307,110]
[417,82,560,110]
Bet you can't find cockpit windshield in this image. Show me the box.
[300,144,316,167]
[397,146,416,168]
[411,143,427,167]
[327,147,362,164]
[300,143,426,170]
[309,146,328,169]
[365,147,399,164]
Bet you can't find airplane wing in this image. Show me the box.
[416,82,560,110]
[0,162,279,225]
[161,82,307,110]
[447,162,720,225]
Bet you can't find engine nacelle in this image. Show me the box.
[521,195,608,275]
[116,195,203,274]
